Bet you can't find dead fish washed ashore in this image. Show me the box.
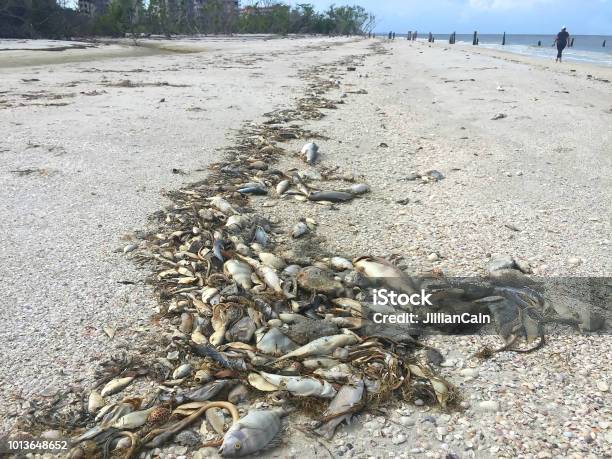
[13,43,580,459]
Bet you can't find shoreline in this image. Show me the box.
[0,36,610,457]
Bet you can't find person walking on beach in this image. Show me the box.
[554,26,570,62]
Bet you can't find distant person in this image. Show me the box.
[554,26,570,62]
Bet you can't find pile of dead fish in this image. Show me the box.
[56,58,555,459]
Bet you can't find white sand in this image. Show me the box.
[0,36,610,457]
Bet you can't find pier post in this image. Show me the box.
[603,40,606,48]
[502,32,506,45]
[473,31,478,45]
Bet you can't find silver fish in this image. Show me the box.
[100,376,134,397]
[291,221,309,239]
[301,142,319,165]
[219,409,283,457]
[308,191,353,202]
[276,180,290,195]
[256,328,298,355]
[349,183,370,195]
[315,380,365,439]
[238,184,267,195]
[275,331,359,362]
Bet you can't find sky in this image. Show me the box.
[284,0,612,35]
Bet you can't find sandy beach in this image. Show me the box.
[0,36,610,458]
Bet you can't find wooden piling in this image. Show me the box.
[473,31,478,45]
[603,40,606,48]
[502,32,506,45]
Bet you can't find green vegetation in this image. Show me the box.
[0,0,376,39]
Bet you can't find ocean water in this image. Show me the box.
[393,33,612,67]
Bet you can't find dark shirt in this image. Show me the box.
[557,30,569,46]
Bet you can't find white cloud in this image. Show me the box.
[468,0,555,10]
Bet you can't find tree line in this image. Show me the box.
[0,1,376,39]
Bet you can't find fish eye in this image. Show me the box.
[234,442,241,449]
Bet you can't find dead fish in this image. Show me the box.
[224,260,253,290]
[253,226,270,246]
[256,328,298,355]
[276,180,290,195]
[209,196,238,215]
[308,191,353,202]
[258,372,336,398]
[238,184,267,195]
[275,331,359,362]
[259,252,286,270]
[353,256,418,295]
[111,407,155,429]
[213,237,225,263]
[219,409,283,457]
[349,183,370,195]
[228,384,249,404]
[225,215,251,231]
[302,358,340,369]
[282,264,301,277]
[179,312,194,334]
[301,142,319,165]
[226,316,256,343]
[331,298,362,317]
[291,173,311,196]
[236,254,282,294]
[315,380,365,439]
[100,376,135,397]
[330,256,353,271]
[292,221,309,238]
[296,266,343,296]
[173,363,193,380]
[87,391,105,414]
[185,379,235,402]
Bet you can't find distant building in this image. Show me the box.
[78,0,110,16]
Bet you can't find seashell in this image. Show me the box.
[349,183,370,195]
[235,243,250,256]
[225,214,250,230]
[292,221,309,238]
[201,287,219,304]
[206,407,227,435]
[208,196,238,215]
[247,373,279,392]
[223,260,253,290]
[259,252,286,270]
[147,406,172,426]
[191,327,208,345]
